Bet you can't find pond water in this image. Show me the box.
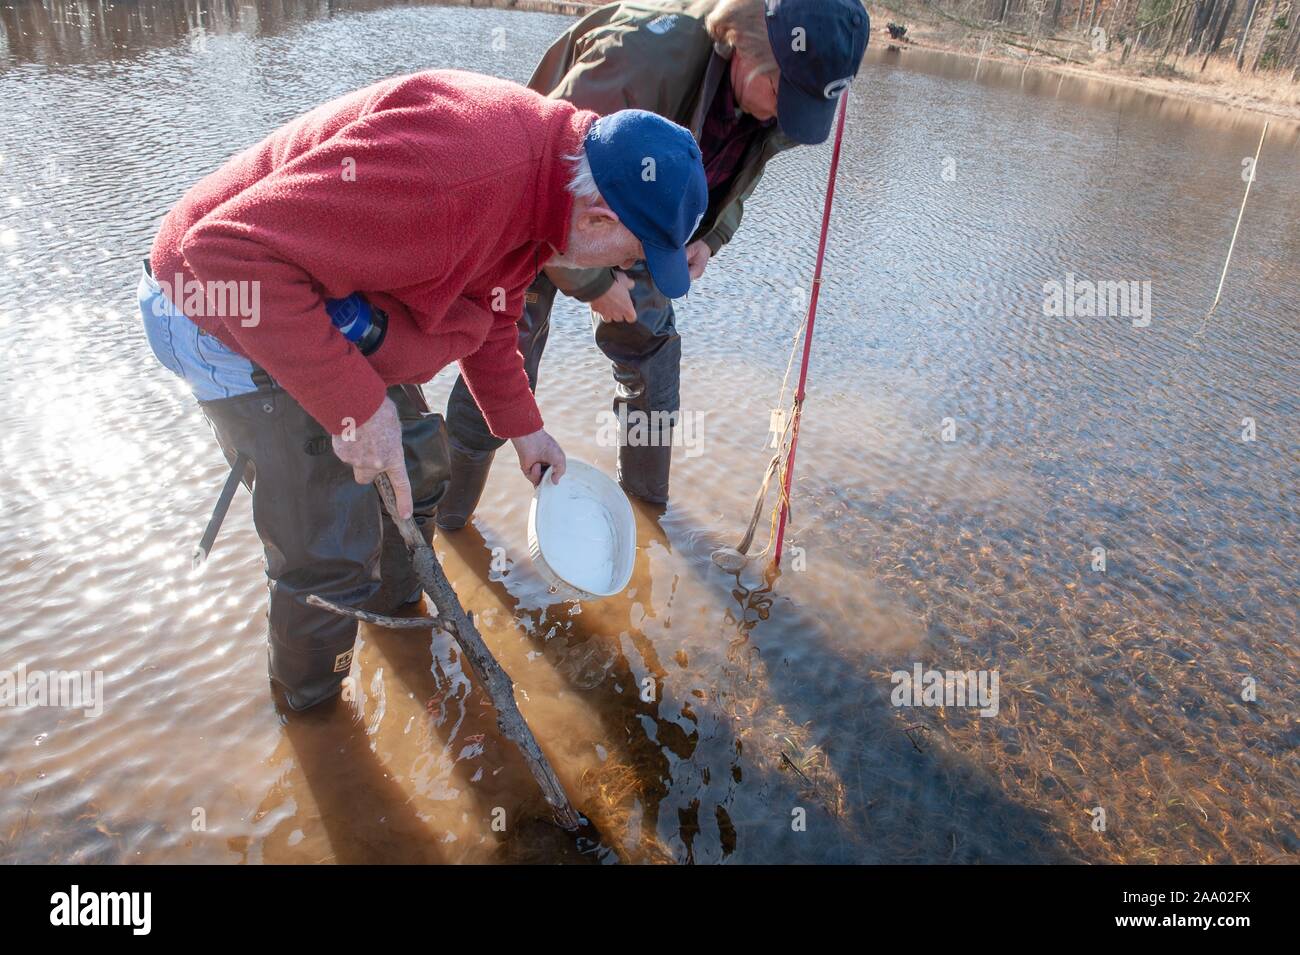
[0,0,1296,863]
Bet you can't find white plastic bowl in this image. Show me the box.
[527,459,636,600]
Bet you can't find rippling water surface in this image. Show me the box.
[1,0,1296,864]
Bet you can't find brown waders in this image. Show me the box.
[441,263,679,529]
[200,381,449,710]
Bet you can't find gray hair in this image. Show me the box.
[566,150,602,203]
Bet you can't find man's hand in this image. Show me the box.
[686,240,712,280]
[332,396,414,520]
[511,428,566,487]
[589,271,636,323]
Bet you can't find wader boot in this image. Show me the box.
[617,429,673,505]
[598,265,680,506]
[442,274,556,529]
[435,441,495,531]
[200,382,449,712]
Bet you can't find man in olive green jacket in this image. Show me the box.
[440,0,869,524]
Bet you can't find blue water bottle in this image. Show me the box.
[325,293,387,356]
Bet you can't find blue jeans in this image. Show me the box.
[136,262,259,400]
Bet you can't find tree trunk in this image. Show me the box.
[1159,4,1186,64]
[1188,0,1216,53]
[1285,1,1300,67]
[1250,0,1281,69]
[1103,0,1126,43]
[1236,0,1260,68]
[1202,0,1237,68]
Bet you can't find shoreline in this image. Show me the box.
[871,2,1300,126]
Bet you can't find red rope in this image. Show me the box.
[773,93,849,568]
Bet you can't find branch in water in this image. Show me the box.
[305,593,444,631]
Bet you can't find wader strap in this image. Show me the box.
[399,383,431,416]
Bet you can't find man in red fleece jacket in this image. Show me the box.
[139,69,707,710]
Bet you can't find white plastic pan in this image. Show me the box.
[527,459,636,601]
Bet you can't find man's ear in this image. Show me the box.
[576,200,620,234]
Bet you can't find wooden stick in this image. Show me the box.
[305,593,443,630]
[371,474,581,830]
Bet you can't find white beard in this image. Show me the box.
[545,246,580,269]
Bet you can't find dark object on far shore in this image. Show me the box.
[888,23,908,40]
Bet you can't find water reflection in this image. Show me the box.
[0,0,566,66]
[868,44,1300,143]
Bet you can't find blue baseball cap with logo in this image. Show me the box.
[765,0,870,145]
[583,109,708,298]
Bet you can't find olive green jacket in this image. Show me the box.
[532,0,797,302]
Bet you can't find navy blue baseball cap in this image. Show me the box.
[765,0,870,145]
[583,109,708,298]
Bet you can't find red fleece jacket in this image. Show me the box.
[151,70,596,437]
